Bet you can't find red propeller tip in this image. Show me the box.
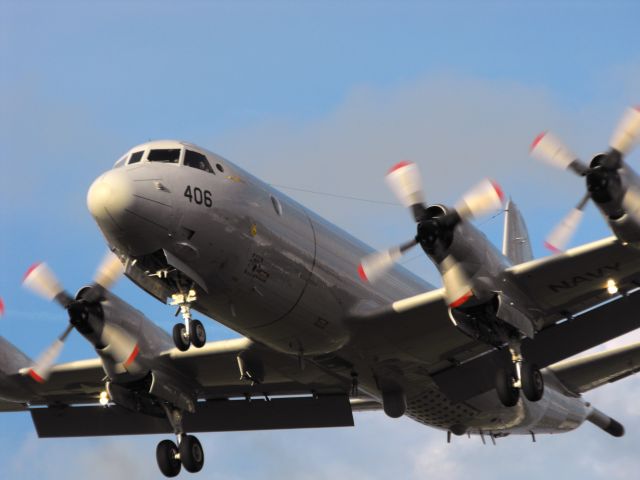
[634,106,640,112]
[28,369,45,384]
[23,262,42,282]
[387,161,413,175]
[357,264,368,282]
[490,180,505,203]
[0,297,4,317]
[449,291,473,308]
[530,132,547,152]
[543,241,561,253]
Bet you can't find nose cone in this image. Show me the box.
[87,170,134,224]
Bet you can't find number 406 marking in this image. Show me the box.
[184,185,212,207]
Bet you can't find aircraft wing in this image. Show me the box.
[548,342,640,394]
[351,237,640,399]
[506,236,640,326]
[17,337,364,437]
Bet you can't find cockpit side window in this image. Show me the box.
[128,151,144,164]
[148,149,180,163]
[184,150,214,173]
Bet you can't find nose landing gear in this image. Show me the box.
[170,290,206,351]
[156,405,205,477]
[495,341,544,407]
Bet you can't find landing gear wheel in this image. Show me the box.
[521,362,544,402]
[172,323,190,351]
[156,439,181,477]
[190,319,206,348]
[496,366,519,407]
[180,434,205,473]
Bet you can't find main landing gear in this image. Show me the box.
[170,289,206,351]
[495,341,544,407]
[156,405,205,477]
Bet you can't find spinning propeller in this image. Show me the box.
[22,252,125,382]
[531,106,640,251]
[358,161,504,307]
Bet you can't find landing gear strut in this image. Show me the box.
[156,404,205,477]
[170,289,206,351]
[495,340,544,407]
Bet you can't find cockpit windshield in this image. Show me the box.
[148,149,180,163]
[184,150,214,173]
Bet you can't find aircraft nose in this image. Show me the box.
[87,169,134,226]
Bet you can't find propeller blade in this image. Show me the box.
[530,132,588,175]
[23,263,73,307]
[454,179,505,220]
[0,297,4,317]
[621,185,640,225]
[26,324,73,383]
[543,194,589,253]
[440,255,474,308]
[358,239,418,283]
[610,106,640,156]
[100,323,140,369]
[385,161,426,220]
[93,251,124,290]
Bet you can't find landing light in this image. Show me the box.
[606,279,619,295]
[99,390,109,406]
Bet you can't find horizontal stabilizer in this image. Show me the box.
[548,341,640,394]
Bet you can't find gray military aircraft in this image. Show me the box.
[3,137,640,477]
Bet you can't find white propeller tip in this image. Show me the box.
[610,105,640,155]
[385,160,425,208]
[530,131,578,170]
[94,251,124,289]
[22,262,65,301]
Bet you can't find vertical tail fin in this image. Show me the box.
[502,199,533,265]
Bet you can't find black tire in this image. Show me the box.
[180,434,205,473]
[173,323,190,351]
[156,439,181,478]
[521,362,544,402]
[190,319,206,348]
[495,366,519,407]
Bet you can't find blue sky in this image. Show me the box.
[1,1,640,478]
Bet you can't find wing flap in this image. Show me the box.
[31,395,353,437]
